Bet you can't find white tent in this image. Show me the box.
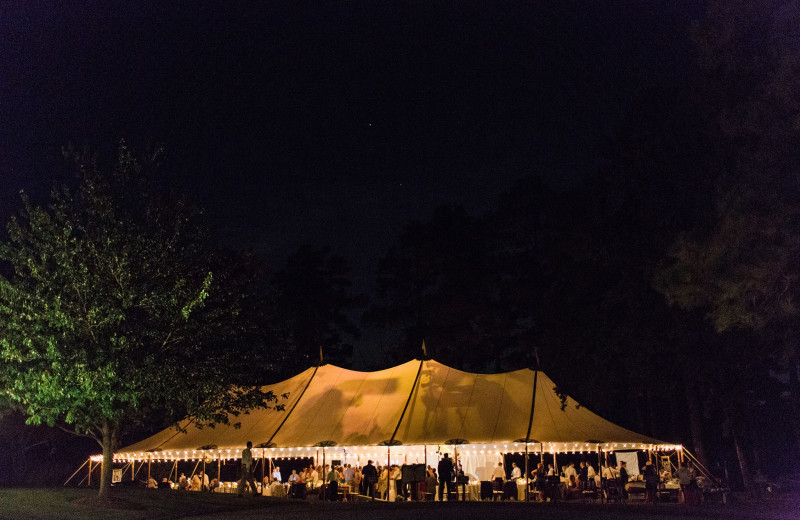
[115,359,680,480]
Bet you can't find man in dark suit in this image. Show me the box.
[618,461,629,500]
[437,453,454,501]
[362,460,378,499]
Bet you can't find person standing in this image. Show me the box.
[271,465,282,483]
[437,453,454,501]
[511,462,521,480]
[388,465,400,501]
[237,441,258,497]
[618,461,629,500]
[643,460,659,504]
[327,465,339,500]
[534,462,547,501]
[344,464,355,488]
[490,462,505,493]
[362,460,378,499]
[378,465,389,499]
[578,461,589,489]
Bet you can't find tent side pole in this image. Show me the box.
[88,460,92,487]
[148,454,151,484]
[190,459,201,479]
[597,444,602,503]
[260,450,265,495]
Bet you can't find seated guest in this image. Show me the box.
[158,477,172,489]
[209,478,220,492]
[269,479,286,497]
[147,477,158,489]
[425,469,438,501]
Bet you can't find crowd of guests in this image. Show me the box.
[144,440,698,505]
[254,457,451,502]
[486,458,697,504]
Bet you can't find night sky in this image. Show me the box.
[1,1,702,284]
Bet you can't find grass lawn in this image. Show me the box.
[0,488,796,520]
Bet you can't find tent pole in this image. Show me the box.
[148,454,151,484]
[597,445,602,503]
[260,450,264,495]
[524,442,529,502]
[218,455,221,484]
[554,450,557,475]
[88,460,92,487]
[523,368,539,503]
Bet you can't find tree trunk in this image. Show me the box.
[683,378,709,467]
[98,420,120,498]
[730,418,756,498]
[789,356,800,460]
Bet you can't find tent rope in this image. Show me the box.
[389,358,425,445]
[265,365,320,447]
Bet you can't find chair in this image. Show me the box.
[580,479,597,502]
[480,481,494,500]
[503,480,517,500]
[546,475,561,502]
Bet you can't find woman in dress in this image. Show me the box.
[388,465,401,501]
[378,465,389,499]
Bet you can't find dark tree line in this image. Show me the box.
[365,0,800,493]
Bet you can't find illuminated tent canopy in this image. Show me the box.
[116,359,679,472]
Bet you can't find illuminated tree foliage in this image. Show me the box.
[0,143,280,496]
